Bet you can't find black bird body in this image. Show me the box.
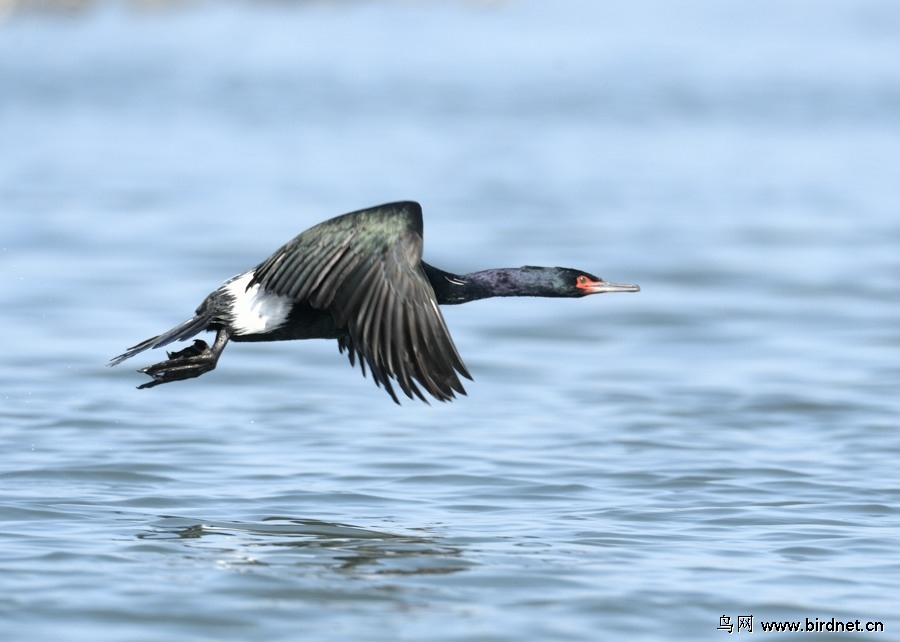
[110,201,639,403]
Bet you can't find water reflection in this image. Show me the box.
[139,516,471,576]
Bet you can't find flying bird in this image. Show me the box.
[109,201,639,403]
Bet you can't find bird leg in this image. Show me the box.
[137,328,230,389]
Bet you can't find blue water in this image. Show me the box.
[2,1,899,640]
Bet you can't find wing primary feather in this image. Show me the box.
[418,301,456,394]
[302,239,353,300]
[382,289,402,386]
[328,264,370,325]
[407,300,452,400]
[311,249,361,310]
[367,280,394,373]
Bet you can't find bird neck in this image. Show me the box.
[423,263,562,305]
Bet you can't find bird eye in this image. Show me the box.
[576,275,589,285]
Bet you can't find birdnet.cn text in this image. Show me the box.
[716,615,885,634]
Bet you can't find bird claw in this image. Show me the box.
[166,340,210,360]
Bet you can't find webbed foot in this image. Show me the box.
[136,330,230,389]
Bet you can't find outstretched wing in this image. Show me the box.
[249,201,471,403]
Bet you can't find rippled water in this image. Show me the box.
[2,1,900,640]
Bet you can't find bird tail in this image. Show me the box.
[108,315,211,367]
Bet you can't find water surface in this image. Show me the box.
[2,1,899,640]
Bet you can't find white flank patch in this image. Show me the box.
[224,271,292,336]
